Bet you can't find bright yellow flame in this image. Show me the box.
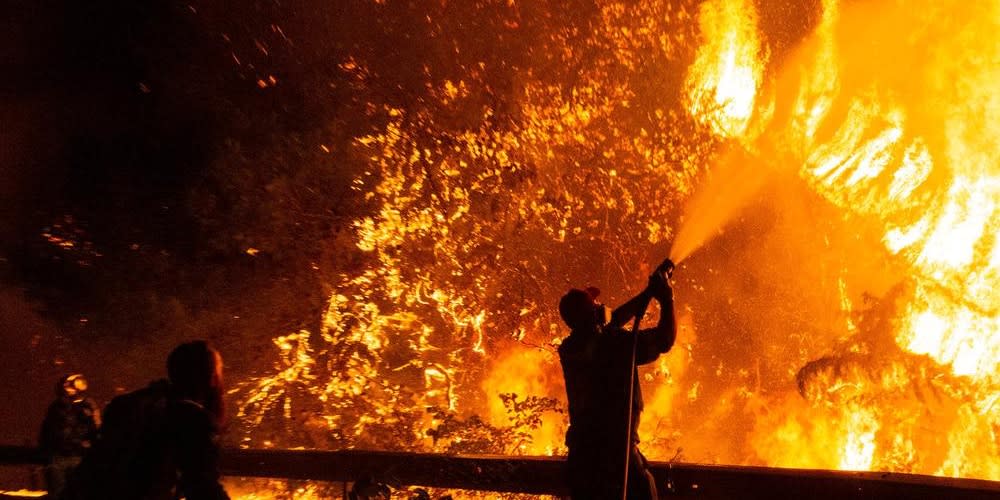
[839,406,879,470]
[684,0,766,139]
[0,491,47,498]
[481,349,566,455]
[900,289,1000,379]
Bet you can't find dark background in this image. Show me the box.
[1,0,371,448]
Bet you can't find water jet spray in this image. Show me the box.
[668,147,772,264]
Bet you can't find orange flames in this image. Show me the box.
[683,0,766,140]
[685,0,999,479]
[237,0,999,496]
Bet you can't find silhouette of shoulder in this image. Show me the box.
[167,398,215,434]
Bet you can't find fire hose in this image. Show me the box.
[622,257,675,500]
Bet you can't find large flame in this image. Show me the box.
[687,0,1000,480]
[683,0,766,140]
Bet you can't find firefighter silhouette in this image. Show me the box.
[39,373,100,498]
[558,263,676,500]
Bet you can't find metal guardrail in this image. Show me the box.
[3,445,999,499]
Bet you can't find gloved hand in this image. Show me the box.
[646,270,672,300]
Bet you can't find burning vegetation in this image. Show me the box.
[231,0,999,489]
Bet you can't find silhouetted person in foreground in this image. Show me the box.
[558,268,675,500]
[39,374,101,499]
[63,341,230,500]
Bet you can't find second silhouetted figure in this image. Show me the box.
[63,341,230,500]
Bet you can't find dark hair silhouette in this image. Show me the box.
[167,341,225,426]
[560,288,599,330]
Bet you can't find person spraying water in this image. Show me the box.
[557,258,676,500]
[557,141,770,498]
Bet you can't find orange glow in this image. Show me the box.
[701,0,1000,481]
[481,349,566,456]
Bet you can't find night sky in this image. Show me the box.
[1,0,376,448]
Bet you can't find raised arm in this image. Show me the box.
[608,287,654,329]
[633,273,676,364]
[647,281,676,355]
